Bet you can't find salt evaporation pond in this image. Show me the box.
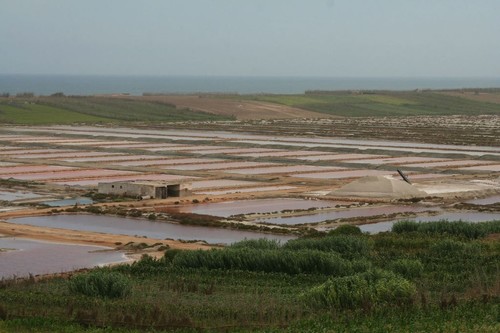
[42,197,94,207]
[256,205,438,225]
[0,237,128,279]
[465,195,500,205]
[7,215,294,244]
[169,198,337,217]
[358,212,500,234]
[0,190,45,201]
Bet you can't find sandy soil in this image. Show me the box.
[121,95,329,120]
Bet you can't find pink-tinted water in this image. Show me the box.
[188,148,280,155]
[232,150,329,158]
[60,155,161,163]
[195,185,297,195]
[0,149,72,156]
[0,238,128,279]
[359,212,500,234]
[227,165,345,175]
[110,158,223,167]
[292,154,386,161]
[0,165,77,175]
[403,160,495,168]
[459,164,500,172]
[257,205,438,225]
[465,195,500,205]
[15,152,124,159]
[169,198,336,217]
[52,173,195,186]
[164,161,277,171]
[293,169,395,179]
[346,157,449,165]
[98,143,182,149]
[7,215,294,245]
[190,179,260,189]
[1,169,137,181]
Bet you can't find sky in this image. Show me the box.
[0,0,499,77]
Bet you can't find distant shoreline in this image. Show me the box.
[1,74,500,96]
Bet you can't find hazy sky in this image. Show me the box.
[1,0,499,77]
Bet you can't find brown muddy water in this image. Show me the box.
[7,215,294,245]
[0,237,128,279]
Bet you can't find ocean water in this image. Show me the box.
[0,74,499,96]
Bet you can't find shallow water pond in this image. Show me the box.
[169,198,338,217]
[0,237,128,279]
[358,212,500,234]
[7,215,294,244]
[256,205,438,225]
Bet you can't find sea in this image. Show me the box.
[1,74,500,96]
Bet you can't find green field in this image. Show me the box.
[0,97,233,125]
[240,91,500,117]
[1,220,499,332]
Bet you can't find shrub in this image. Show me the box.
[68,271,131,298]
[230,238,282,250]
[171,248,357,276]
[392,220,500,239]
[284,235,371,259]
[303,269,416,309]
[389,259,424,279]
[328,224,363,236]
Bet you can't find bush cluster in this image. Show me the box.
[303,269,416,309]
[68,271,131,298]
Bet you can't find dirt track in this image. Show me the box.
[124,95,329,120]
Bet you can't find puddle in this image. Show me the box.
[0,237,128,279]
[169,198,337,217]
[256,205,437,225]
[359,212,500,234]
[42,197,94,207]
[465,195,500,205]
[7,215,294,244]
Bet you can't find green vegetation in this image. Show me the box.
[0,220,499,332]
[68,271,131,299]
[0,96,233,124]
[239,90,500,116]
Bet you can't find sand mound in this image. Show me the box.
[330,176,427,198]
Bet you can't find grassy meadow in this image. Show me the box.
[1,220,499,332]
[1,89,500,125]
[240,90,500,117]
[0,96,233,125]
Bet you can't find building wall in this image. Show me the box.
[98,182,157,198]
[98,182,190,198]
